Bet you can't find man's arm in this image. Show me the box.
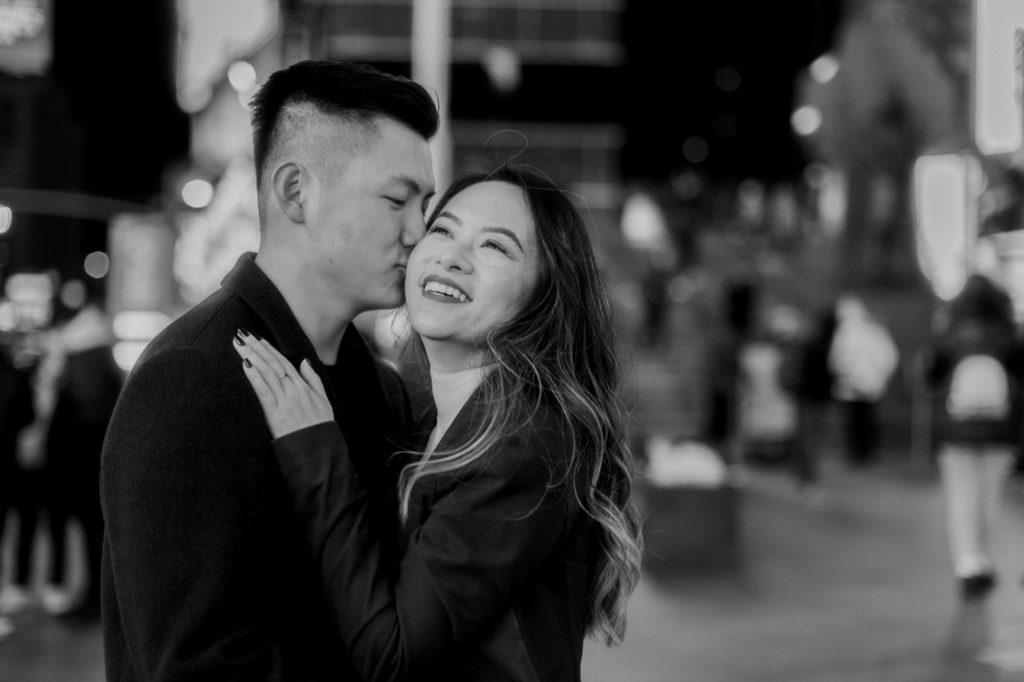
[101,347,288,681]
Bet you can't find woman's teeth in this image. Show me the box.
[424,281,469,302]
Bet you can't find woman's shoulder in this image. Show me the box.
[471,398,575,483]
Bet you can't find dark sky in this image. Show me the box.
[47,0,843,200]
[620,0,846,184]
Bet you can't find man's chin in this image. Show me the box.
[369,293,405,313]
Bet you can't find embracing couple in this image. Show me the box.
[100,60,642,682]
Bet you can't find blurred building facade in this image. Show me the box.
[171,0,634,312]
[0,0,188,334]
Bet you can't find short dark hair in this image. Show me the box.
[249,60,439,186]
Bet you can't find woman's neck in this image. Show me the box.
[422,342,492,453]
[429,364,489,432]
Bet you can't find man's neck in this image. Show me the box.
[254,249,353,365]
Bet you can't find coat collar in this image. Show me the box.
[219,252,371,375]
[220,252,317,363]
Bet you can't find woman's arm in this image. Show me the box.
[234,333,571,681]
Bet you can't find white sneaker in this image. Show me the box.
[39,585,74,616]
[0,616,13,640]
[0,585,35,615]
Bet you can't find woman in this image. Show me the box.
[926,273,1023,598]
[233,165,643,681]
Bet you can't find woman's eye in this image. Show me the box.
[482,240,509,255]
[427,224,451,236]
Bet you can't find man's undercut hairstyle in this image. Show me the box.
[249,60,440,187]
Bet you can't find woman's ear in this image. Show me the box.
[271,162,306,224]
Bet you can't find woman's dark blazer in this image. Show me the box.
[275,391,598,682]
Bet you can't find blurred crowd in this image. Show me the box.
[0,289,123,639]
[627,182,1024,600]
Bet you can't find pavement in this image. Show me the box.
[7,453,1024,681]
[583,455,1024,682]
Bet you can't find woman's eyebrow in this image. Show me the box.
[436,211,525,253]
[437,210,462,225]
[481,227,524,253]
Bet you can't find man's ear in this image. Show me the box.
[271,162,307,223]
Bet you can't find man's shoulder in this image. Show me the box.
[143,288,243,356]
[120,288,259,402]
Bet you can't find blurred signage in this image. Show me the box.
[107,213,176,315]
[3,270,53,330]
[912,153,983,301]
[0,0,51,76]
[974,0,1024,155]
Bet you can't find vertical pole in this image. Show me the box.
[412,0,452,192]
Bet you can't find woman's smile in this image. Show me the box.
[421,275,472,303]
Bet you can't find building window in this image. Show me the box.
[318,0,622,65]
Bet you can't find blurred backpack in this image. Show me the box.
[945,353,1012,421]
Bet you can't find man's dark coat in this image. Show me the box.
[101,254,413,681]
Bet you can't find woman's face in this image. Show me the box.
[406,181,540,358]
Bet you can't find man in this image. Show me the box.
[101,60,437,681]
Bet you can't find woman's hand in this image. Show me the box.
[232,329,333,438]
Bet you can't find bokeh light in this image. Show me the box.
[84,251,110,279]
[682,136,710,163]
[791,106,822,136]
[181,178,215,209]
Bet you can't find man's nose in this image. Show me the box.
[401,211,426,248]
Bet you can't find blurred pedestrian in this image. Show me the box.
[101,60,439,681]
[786,303,839,505]
[827,294,899,467]
[0,339,35,638]
[0,328,64,620]
[45,291,123,622]
[736,306,801,467]
[706,276,759,460]
[639,250,675,351]
[925,274,1023,598]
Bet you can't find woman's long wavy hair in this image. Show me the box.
[397,165,643,646]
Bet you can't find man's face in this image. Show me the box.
[304,117,435,315]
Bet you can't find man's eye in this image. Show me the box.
[385,197,406,208]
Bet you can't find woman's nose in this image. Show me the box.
[437,241,473,272]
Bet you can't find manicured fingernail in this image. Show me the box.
[243,358,253,368]
[234,332,245,346]
[238,328,251,338]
